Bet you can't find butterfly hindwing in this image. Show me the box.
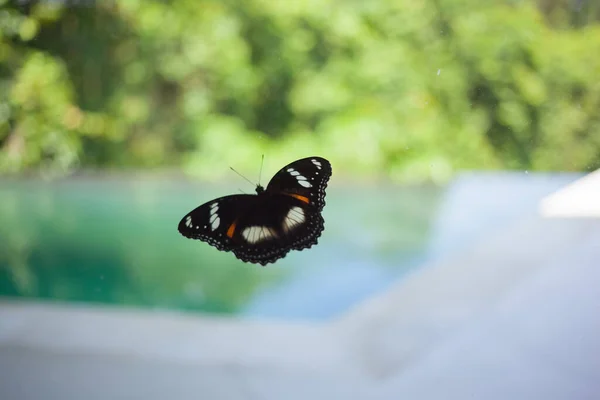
[227,194,325,265]
[266,156,332,211]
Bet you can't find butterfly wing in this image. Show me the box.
[265,156,332,211]
[177,194,254,252]
[178,192,325,266]
[227,194,326,266]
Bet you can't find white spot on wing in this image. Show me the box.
[185,216,192,227]
[209,203,220,228]
[242,226,277,244]
[283,206,305,233]
[288,168,311,187]
[211,216,220,231]
[311,159,322,169]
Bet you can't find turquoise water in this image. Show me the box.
[0,176,443,320]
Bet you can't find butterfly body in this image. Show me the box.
[178,157,331,266]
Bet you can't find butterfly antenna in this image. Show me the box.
[258,154,265,186]
[230,166,255,187]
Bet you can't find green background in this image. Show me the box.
[1,0,599,179]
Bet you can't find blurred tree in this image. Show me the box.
[1,0,599,180]
[536,0,600,27]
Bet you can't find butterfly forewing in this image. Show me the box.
[178,156,332,266]
[266,156,332,211]
[177,194,254,251]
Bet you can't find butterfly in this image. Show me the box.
[178,156,332,266]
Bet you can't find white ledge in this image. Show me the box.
[540,169,600,217]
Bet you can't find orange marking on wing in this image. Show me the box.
[226,221,237,238]
[288,194,310,204]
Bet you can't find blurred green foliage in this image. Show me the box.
[1,0,599,181]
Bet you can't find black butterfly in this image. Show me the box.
[178,156,332,266]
